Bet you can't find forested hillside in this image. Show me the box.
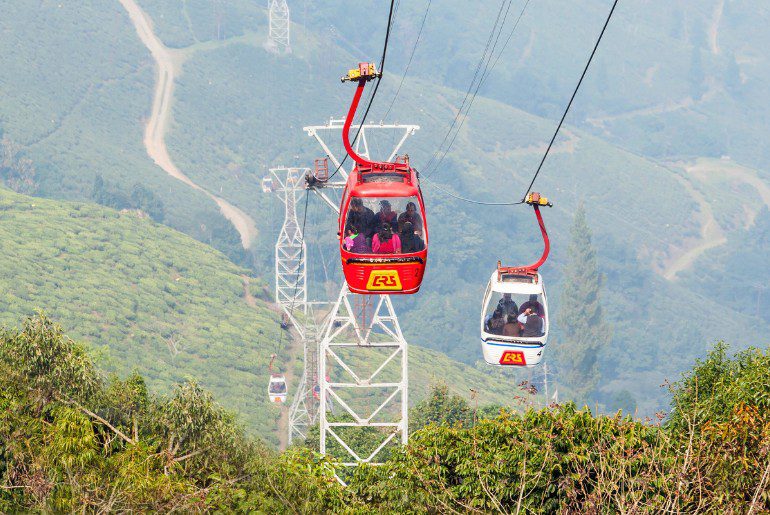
[1,317,767,512]
[135,0,770,413]
[1,0,769,418]
[0,186,529,443]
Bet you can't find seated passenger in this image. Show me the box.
[270,381,287,394]
[343,223,370,253]
[485,307,505,335]
[518,294,545,317]
[517,308,544,337]
[397,201,423,235]
[374,199,398,234]
[372,223,402,254]
[348,197,376,239]
[498,293,518,317]
[502,314,522,337]
[399,221,425,253]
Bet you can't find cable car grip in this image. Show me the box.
[341,64,378,168]
[498,192,552,279]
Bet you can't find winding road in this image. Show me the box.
[119,0,259,249]
[709,0,724,56]
[663,158,770,280]
[663,174,726,281]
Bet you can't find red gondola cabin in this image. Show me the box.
[338,63,428,294]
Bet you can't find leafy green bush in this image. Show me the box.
[1,318,768,512]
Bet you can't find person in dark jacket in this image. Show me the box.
[397,201,423,235]
[498,293,518,317]
[399,221,425,253]
[348,197,375,239]
[485,307,505,335]
[373,199,398,234]
[517,308,544,337]
[518,294,544,317]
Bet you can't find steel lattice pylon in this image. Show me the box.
[266,119,419,465]
[319,285,409,467]
[267,0,290,53]
[271,167,307,319]
[287,305,319,444]
[267,167,320,445]
[302,119,419,468]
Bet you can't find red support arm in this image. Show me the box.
[498,204,551,278]
[529,205,550,271]
[342,80,376,168]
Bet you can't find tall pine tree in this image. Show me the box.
[555,204,610,403]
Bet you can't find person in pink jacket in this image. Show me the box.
[372,223,401,254]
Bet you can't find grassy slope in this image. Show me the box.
[0,185,282,442]
[147,6,770,412]
[0,1,248,264]
[2,0,768,415]
[0,186,521,441]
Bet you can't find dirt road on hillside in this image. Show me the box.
[663,174,726,281]
[663,158,770,280]
[709,0,724,56]
[118,0,259,249]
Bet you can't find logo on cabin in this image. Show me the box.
[499,350,526,366]
[366,270,402,291]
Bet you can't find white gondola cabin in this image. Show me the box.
[261,176,275,193]
[479,192,553,367]
[268,374,287,403]
[267,353,287,403]
[480,269,549,367]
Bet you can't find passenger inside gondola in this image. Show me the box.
[498,293,518,317]
[519,294,545,317]
[502,314,522,337]
[374,199,398,233]
[343,223,370,253]
[348,197,376,240]
[484,307,506,334]
[518,308,544,337]
[398,201,423,235]
[372,223,401,254]
[400,221,425,253]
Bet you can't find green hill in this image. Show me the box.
[0,186,528,445]
[0,1,249,266]
[2,0,770,417]
[137,2,770,413]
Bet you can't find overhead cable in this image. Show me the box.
[327,0,397,182]
[426,0,620,208]
[521,0,620,200]
[423,0,512,175]
[422,177,522,206]
[382,0,433,121]
[424,0,530,178]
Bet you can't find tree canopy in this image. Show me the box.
[1,315,767,512]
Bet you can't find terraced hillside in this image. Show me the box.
[0,186,528,444]
[1,0,769,416]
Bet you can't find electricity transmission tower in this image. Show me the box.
[268,167,307,316]
[264,166,319,445]
[303,119,419,468]
[267,0,291,53]
[265,118,419,467]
